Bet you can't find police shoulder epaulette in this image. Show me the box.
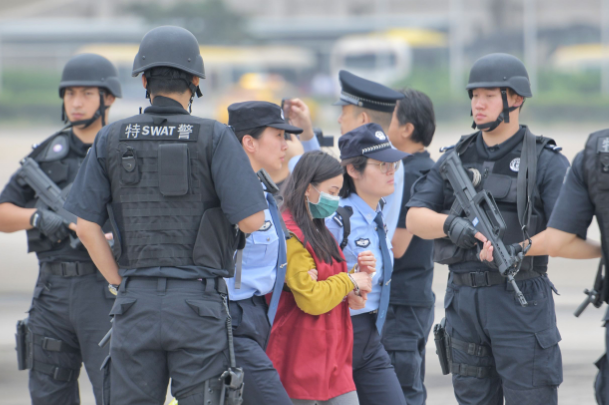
[332,212,344,228]
[544,143,562,152]
[439,144,455,153]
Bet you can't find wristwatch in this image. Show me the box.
[108,284,119,296]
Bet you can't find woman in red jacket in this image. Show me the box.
[266,151,375,405]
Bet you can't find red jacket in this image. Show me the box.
[266,210,355,400]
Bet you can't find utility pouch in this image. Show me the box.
[15,319,32,371]
[220,367,244,405]
[120,146,141,185]
[434,238,467,265]
[434,317,450,375]
[158,143,190,197]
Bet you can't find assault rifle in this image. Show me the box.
[574,260,605,317]
[16,157,81,249]
[439,152,529,307]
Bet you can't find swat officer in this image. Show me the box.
[285,70,405,239]
[64,26,267,405]
[225,101,303,405]
[405,53,569,404]
[0,53,120,404]
[382,89,437,405]
[545,134,607,403]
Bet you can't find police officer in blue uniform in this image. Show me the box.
[382,89,437,405]
[326,123,408,405]
[226,101,303,405]
[64,26,267,405]
[0,53,121,405]
[405,53,569,404]
[546,133,609,403]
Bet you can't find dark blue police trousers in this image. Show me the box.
[382,304,434,405]
[352,312,407,405]
[27,267,114,405]
[229,295,292,405]
[109,277,229,405]
[445,273,562,405]
[595,306,609,404]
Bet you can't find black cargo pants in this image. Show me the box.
[27,264,115,405]
[108,276,229,405]
[444,272,562,405]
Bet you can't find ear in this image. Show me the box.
[141,75,147,89]
[304,183,313,199]
[512,95,524,108]
[192,76,200,86]
[104,94,116,107]
[402,122,415,140]
[346,163,361,180]
[360,111,371,125]
[241,134,257,154]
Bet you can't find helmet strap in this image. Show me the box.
[471,87,518,132]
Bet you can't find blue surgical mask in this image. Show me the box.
[307,187,340,219]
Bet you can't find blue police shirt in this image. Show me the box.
[547,151,595,238]
[225,188,280,300]
[326,193,393,316]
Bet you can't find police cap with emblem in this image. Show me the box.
[334,70,405,113]
[228,101,303,134]
[59,53,122,128]
[339,123,408,162]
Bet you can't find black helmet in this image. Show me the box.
[132,26,205,79]
[132,26,205,105]
[59,53,122,98]
[59,53,121,128]
[466,53,531,131]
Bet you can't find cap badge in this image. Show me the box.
[375,131,387,141]
[510,158,520,172]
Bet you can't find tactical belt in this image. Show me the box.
[451,270,541,288]
[41,262,97,277]
[33,334,79,354]
[32,361,78,382]
[451,362,491,379]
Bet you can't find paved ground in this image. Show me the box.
[0,122,608,404]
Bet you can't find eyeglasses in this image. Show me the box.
[367,160,401,174]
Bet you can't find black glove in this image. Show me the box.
[30,210,70,243]
[443,215,478,249]
[480,242,524,269]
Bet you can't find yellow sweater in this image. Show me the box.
[285,236,354,316]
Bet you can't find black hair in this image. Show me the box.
[145,67,194,96]
[395,89,436,147]
[282,151,345,263]
[339,156,368,199]
[233,126,266,144]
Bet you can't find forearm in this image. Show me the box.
[76,218,121,285]
[289,272,353,316]
[406,207,448,240]
[0,203,35,233]
[392,228,414,259]
[545,227,602,259]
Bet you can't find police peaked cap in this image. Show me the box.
[334,70,405,113]
[59,53,122,98]
[132,26,205,79]
[466,53,532,98]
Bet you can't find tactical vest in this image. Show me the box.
[435,128,556,272]
[584,130,609,298]
[23,130,82,253]
[105,114,240,273]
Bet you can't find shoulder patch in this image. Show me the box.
[355,238,371,248]
[258,220,273,232]
[37,134,70,163]
[119,123,200,141]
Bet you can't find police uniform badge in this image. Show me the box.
[355,238,371,248]
[259,220,272,232]
[509,158,520,172]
